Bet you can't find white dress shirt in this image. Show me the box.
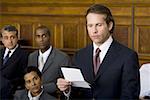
[28,90,43,100]
[3,44,18,59]
[93,35,113,63]
[38,46,52,72]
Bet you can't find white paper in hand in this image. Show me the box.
[61,67,91,88]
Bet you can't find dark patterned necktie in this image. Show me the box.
[93,48,101,75]
[3,51,11,65]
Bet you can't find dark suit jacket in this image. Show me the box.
[0,46,28,99]
[14,89,57,100]
[71,40,140,99]
[0,74,12,99]
[28,47,71,96]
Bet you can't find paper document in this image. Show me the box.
[61,67,91,88]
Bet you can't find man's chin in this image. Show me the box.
[39,46,46,49]
[7,46,16,49]
[31,88,41,95]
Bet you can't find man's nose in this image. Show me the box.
[7,38,13,43]
[93,26,98,33]
[31,81,36,86]
[39,36,44,41]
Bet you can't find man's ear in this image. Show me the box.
[25,84,29,90]
[108,21,113,31]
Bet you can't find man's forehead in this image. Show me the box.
[24,71,38,80]
[2,30,17,36]
[86,13,106,21]
[36,30,47,35]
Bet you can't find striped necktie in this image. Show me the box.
[93,48,101,75]
[3,50,11,65]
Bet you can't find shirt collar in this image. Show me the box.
[39,46,52,57]
[28,89,43,100]
[5,44,18,53]
[4,44,18,58]
[93,35,113,56]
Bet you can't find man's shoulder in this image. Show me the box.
[76,44,92,53]
[41,91,57,100]
[14,89,27,99]
[29,50,38,56]
[14,45,27,53]
[0,46,3,50]
[0,47,4,53]
[15,89,27,95]
[112,40,138,58]
[114,40,136,53]
[53,48,68,57]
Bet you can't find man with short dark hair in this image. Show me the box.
[14,66,57,100]
[28,25,71,98]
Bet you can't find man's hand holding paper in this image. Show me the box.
[61,67,91,88]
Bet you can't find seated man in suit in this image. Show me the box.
[28,25,71,98]
[0,25,29,99]
[14,66,57,100]
[57,4,140,99]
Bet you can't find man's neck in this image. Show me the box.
[40,46,50,53]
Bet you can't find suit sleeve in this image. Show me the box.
[120,51,140,99]
[43,54,71,94]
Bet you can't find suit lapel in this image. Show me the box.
[3,46,20,67]
[24,90,29,100]
[83,45,95,83]
[34,51,39,67]
[95,40,121,80]
[42,48,54,73]
[31,51,41,68]
[1,47,22,69]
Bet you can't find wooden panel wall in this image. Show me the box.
[134,4,150,65]
[0,0,150,65]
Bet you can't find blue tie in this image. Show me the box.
[3,51,11,65]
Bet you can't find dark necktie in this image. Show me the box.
[93,48,101,75]
[3,51,11,65]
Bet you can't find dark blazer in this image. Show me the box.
[71,40,140,99]
[0,74,12,99]
[14,89,57,100]
[0,46,28,99]
[28,47,71,96]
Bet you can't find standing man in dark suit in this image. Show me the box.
[14,66,57,100]
[28,25,71,98]
[57,4,140,99]
[0,25,28,99]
